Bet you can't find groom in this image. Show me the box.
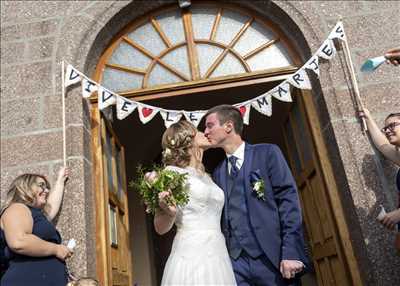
[204,105,308,286]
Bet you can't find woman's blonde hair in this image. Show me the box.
[162,120,204,172]
[1,173,50,215]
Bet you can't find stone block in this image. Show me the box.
[0,41,25,64]
[1,1,72,23]
[1,131,63,168]
[0,96,42,137]
[67,125,92,163]
[26,37,54,61]
[310,1,365,19]
[1,19,59,42]
[327,9,400,50]
[1,61,53,101]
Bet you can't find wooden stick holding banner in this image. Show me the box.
[61,61,67,167]
[339,22,368,133]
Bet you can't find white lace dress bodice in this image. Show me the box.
[161,166,236,286]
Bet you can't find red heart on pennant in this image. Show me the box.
[142,108,153,118]
[239,106,246,117]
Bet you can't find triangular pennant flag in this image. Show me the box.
[138,103,159,124]
[116,96,137,120]
[65,64,81,87]
[317,39,336,60]
[183,111,206,128]
[160,110,183,128]
[236,104,251,125]
[82,78,98,98]
[271,82,292,102]
[305,55,320,77]
[98,86,116,110]
[328,21,346,42]
[252,94,272,116]
[287,69,312,90]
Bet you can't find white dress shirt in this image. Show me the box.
[226,142,245,175]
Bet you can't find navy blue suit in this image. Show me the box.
[213,143,308,285]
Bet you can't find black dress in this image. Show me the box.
[0,206,68,286]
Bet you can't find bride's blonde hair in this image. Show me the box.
[162,120,204,172]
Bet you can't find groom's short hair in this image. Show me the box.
[205,105,243,135]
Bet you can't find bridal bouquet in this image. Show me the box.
[130,166,190,215]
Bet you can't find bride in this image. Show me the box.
[155,120,236,286]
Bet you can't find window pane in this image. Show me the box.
[155,9,185,45]
[215,9,250,45]
[109,41,151,70]
[161,45,191,79]
[196,43,223,78]
[247,42,293,71]
[191,6,218,40]
[292,103,313,165]
[147,64,182,87]
[108,204,118,246]
[285,119,302,174]
[233,21,276,56]
[210,52,245,78]
[104,129,114,192]
[102,68,143,92]
[127,23,166,56]
[115,145,124,200]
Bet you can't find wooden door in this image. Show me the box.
[282,92,358,286]
[92,109,133,286]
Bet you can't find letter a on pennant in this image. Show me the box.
[98,86,116,110]
[271,82,292,102]
[65,64,81,87]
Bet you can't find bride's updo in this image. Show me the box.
[162,120,198,168]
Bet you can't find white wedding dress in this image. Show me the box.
[161,166,236,286]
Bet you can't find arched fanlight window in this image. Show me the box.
[97,2,295,96]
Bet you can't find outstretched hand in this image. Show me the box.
[280,260,304,279]
[57,167,69,184]
[384,47,400,66]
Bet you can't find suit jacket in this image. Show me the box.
[213,142,308,269]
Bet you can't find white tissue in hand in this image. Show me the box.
[67,238,76,251]
[377,205,386,221]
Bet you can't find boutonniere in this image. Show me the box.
[250,170,265,201]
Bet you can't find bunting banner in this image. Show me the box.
[62,21,347,128]
[116,96,137,120]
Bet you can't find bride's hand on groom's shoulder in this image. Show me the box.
[158,191,177,218]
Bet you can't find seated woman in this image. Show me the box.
[0,167,73,286]
[360,110,400,230]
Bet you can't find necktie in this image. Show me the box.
[228,155,239,177]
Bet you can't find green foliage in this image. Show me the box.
[129,165,189,215]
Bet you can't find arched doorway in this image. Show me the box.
[90,2,362,285]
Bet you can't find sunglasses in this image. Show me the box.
[381,122,400,133]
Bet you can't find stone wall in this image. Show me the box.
[1,1,399,284]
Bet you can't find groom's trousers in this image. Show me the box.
[231,251,301,286]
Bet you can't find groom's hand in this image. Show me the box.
[280,260,304,279]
